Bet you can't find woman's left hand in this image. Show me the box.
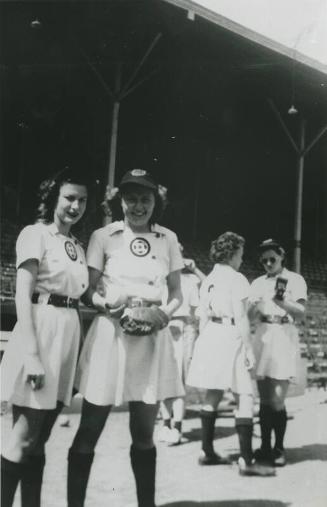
[23,353,46,390]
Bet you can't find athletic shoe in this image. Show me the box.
[157,426,172,442]
[253,447,273,465]
[167,428,182,446]
[273,448,286,467]
[238,457,276,477]
[198,450,232,465]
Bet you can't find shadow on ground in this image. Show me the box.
[286,443,327,463]
[183,426,236,443]
[160,500,290,507]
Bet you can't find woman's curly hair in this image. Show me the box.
[102,182,168,226]
[36,167,91,224]
[210,231,245,264]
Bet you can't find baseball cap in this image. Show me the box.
[119,169,158,191]
[258,238,284,253]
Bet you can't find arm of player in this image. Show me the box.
[160,269,183,318]
[273,297,306,319]
[235,298,255,370]
[15,260,45,390]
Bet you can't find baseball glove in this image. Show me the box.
[119,306,169,336]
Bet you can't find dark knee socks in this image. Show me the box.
[67,449,94,507]
[272,408,287,450]
[200,410,217,455]
[130,445,156,507]
[1,456,24,507]
[259,404,273,452]
[235,418,253,466]
[21,454,45,507]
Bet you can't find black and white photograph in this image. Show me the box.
[1,1,327,506]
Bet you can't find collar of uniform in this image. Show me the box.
[107,221,166,237]
[47,222,79,243]
[265,267,288,279]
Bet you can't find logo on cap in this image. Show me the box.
[131,169,146,177]
[130,238,151,257]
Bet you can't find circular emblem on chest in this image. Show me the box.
[130,237,151,257]
[64,240,78,261]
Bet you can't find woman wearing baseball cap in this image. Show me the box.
[67,169,184,507]
[248,239,307,467]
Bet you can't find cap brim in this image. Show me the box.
[119,177,157,190]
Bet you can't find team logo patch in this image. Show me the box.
[131,169,146,177]
[130,237,151,257]
[64,241,78,261]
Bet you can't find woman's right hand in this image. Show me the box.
[23,353,45,390]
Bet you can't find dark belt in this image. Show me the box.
[261,314,290,324]
[211,316,235,325]
[32,293,79,310]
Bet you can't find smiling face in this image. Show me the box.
[260,248,284,276]
[121,184,156,232]
[53,182,88,233]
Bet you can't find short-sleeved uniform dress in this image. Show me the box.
[75,221,185,406]
[187,264,252,394]
[1,222,88,409]
[250,268,307,380]
[168,272,200,381]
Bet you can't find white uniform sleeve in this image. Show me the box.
[168,231,184,273]
[16,225,45,268]
[234,273,250,301]
[291,273,308,301]
[86,230,105,272]
[189,276,200,307]
[248,278,262,303]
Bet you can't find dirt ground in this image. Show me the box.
[2,389,327,507]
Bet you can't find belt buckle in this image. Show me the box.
[66,296,72,308]
[221,316,229,325]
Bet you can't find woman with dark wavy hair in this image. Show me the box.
[68,169,184,507]
[187,232,275,476]
[1,167,90,507]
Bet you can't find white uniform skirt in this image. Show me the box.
[75,314,185,406]
[187,321,253,395]
[1,305,80,409]
[252,323,299,380]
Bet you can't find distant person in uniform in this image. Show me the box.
[248,239,307,467]
[1,167,90,507]
[158,248,205,445]
[187,232,275,476]
[67,169,184,507]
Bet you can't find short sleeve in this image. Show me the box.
[291,274,307,301]
[188,275,200,307]
[168,231,184,273]
[16,225,45,269]
[233,273,250,301]
[86,230,105,272]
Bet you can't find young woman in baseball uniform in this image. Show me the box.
[187,232,275,476]
[1,168,89,507]
[68,169,184,507]
[248,239,307,466]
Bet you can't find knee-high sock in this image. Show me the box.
[1,456,24,507]
[200,410,217,455]
[271,408,287,450]
[21,454,45,507]
[235,418,253,466]
[259,404,273,451]
[67,449,94,507]
[130,445,156,507]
